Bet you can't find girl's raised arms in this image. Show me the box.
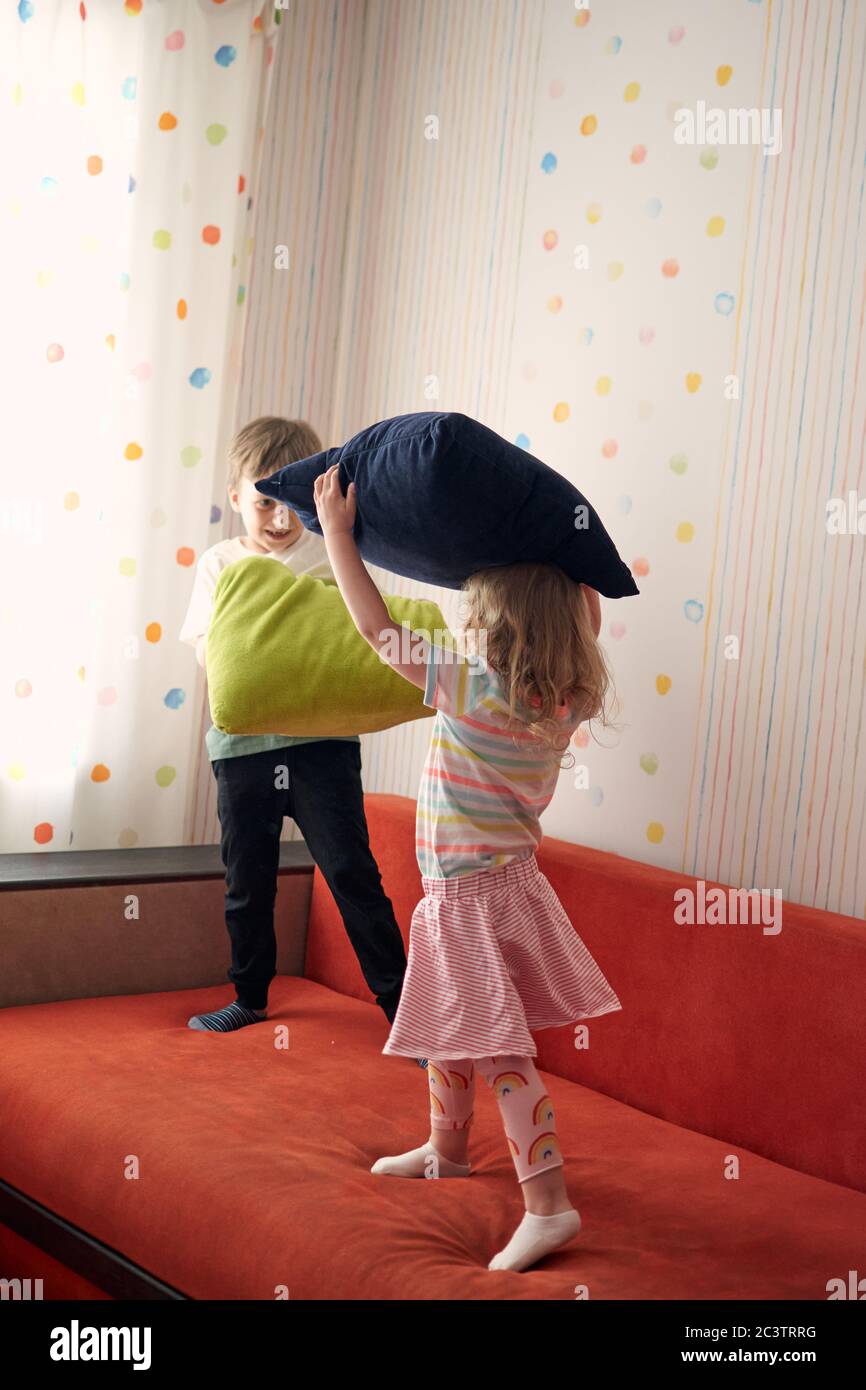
[314,465,427,691]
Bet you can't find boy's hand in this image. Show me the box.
[314,464,356,536]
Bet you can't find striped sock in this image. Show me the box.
[187,1001,267,1033]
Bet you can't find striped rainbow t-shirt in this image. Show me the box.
[416,637,581,880]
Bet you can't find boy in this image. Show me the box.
[179,417,408,1034]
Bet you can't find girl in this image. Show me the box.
[314,464,623,1274]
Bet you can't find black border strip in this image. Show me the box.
[0,841,314,891]
[0,1180,189,1301]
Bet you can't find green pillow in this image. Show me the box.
[207,556,452,736]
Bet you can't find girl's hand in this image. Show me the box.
[314,463,357,535]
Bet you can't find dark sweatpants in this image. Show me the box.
[212,741,407,1020]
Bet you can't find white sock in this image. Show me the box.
[371,1141,471,1179]
[488,1208,582,1272]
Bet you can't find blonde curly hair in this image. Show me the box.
[458,562,620,767]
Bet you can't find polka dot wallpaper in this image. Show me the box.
[4,1,865,920]
[2,0,280,851]
[238,0,866,916]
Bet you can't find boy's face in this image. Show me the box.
[229,474,303,554]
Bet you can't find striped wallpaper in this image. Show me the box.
[684,0,866,918]
[188,0,866,920]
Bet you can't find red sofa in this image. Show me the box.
[1,794,864,1299]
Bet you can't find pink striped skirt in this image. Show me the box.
[383,851,622,1060]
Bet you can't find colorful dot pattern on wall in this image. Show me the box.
[500,4,767,871]
[5,0,281,851]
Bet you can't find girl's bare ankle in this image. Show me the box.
[522,1167,572,1216]
[429,1132,469,1164]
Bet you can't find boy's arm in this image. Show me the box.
[315,467,427,691]
[180,553,219,668]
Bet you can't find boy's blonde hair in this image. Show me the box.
[227,417,322,492]
[459,563,619,765]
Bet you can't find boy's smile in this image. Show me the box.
[230,474,303,554]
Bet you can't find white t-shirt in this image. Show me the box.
[178,531,334,646]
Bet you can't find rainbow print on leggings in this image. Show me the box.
[528,1133,561,1166]
[491,1070,528,1097]
[429,1090,446,1118]
[533,1094,555,1125]
[448,1068,472,1089]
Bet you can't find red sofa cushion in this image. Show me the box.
[305,794,866,1194]
[1,978,863,1300]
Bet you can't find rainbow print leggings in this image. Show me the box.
[427,1055,563,1185]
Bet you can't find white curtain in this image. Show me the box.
[0,0,281,852]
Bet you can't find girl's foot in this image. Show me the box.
[371,1141,471,1179]
[488,1207,582,1273]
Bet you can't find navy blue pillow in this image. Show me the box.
[255,411,639,598]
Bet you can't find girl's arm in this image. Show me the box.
[569,587,601,745]
[314,466,427,691]
[582,584,601,638]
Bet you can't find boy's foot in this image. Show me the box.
[371,1141,471,1179]
[416,1057,429,1069]
[187,1002,267,1032]
[488,1208,582,1273]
